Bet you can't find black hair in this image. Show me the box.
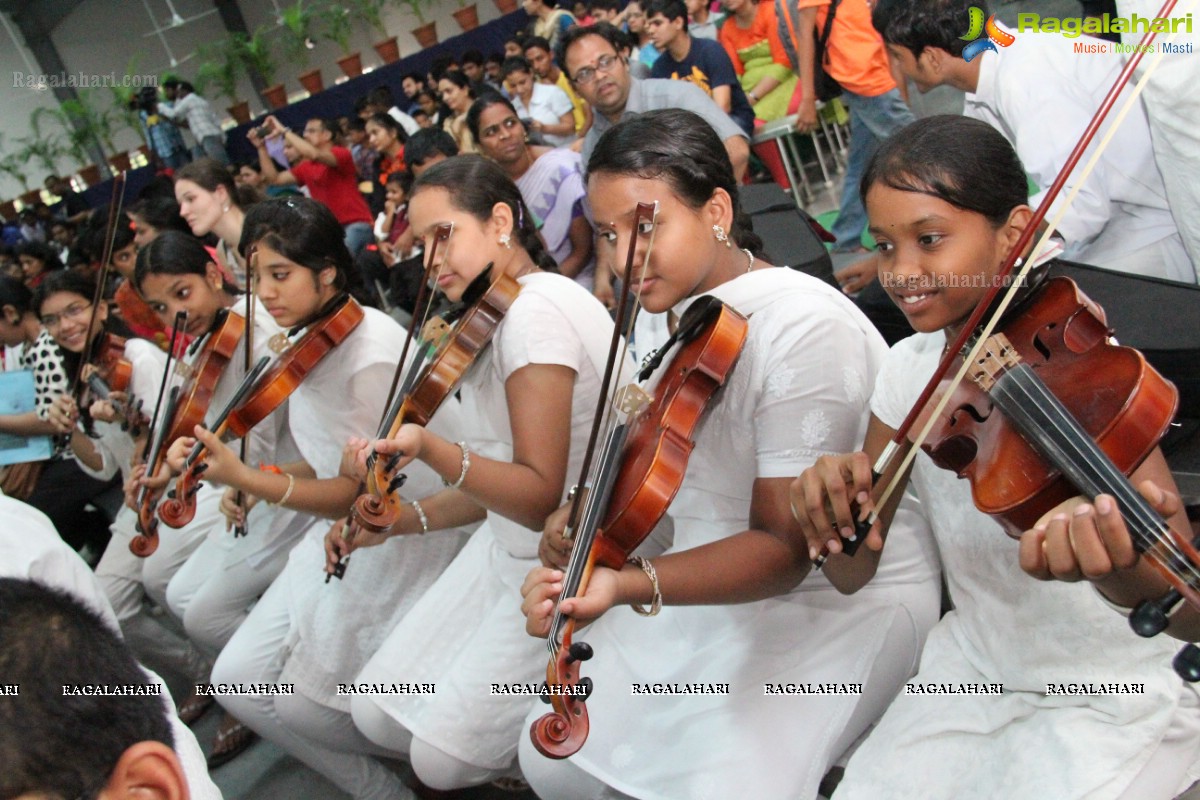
[15,241,65,273]
[405,128,460,171]
[163,77,180,89]
[588,108,764,256]
[466,92,521,142]
[385,170,414,194]
[239,160,263,175]
[485,52,505,67]
[646,0,688,28]
[32,269,134,394]
[367,85,397,109]
[346,116,367,133]
[0,273,33,314]
[430,54,458,83]
[413,155,558,273]
[179,80,195,93]
[312,117,342,139]
[0,578,174,800]
[402,71,425,87]
[176,157,241,209]
[239,196,366,302]
[557,22,625,78]
[871,0,985,58]
[500,56,534,81]
[860,115,1027,228]
[135,229,239,295]
[523,35,553,54]
[367,112,408,145]
[438,70,475,95]
[461,48,485,66]
[353,95,374,115]
[75,210,135,274]
[590,0,622,10]
[127,195,190,237]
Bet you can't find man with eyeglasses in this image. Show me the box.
[558,22,750,180]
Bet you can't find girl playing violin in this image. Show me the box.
[36,271,166,560]
[517,109,941,800]
[791,116,1200,800]
[168,197,464,784]
[344,155,618,792]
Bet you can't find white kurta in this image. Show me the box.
[965,29,1192,282]
[357,272,621,770]
[544,268,941,800]
[836,331,1200,800]
[0,493,223,800]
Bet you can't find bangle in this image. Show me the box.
[443,441,470,488]
[747,90,758,102]
[409,499,429,534]
[627,556,662,617]
[272,473,295,507]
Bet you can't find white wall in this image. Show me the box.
[0,0,508,200]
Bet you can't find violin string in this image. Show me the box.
[862,37,1176,536]
[1004,364,1200,587]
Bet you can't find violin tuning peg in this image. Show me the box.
[538,689,554,704]
[195,463,208,476]
[387,474,407,494]
[577,677,593,701]
[166,489,176,500]
[1130,589,1182,638]
[567,641,594,664]
[1174,644,1200,683]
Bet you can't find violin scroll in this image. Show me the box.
[530,640,594,759]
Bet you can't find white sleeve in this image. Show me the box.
[546,85,575,117]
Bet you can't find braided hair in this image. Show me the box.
[412,155,558,273]
[586,108,764,257]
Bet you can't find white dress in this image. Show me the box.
[357,272,621,770]
[527,268,942,800]
[836,331,1200,800]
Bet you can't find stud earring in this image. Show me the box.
[324,276,334,285]
[712,225,731,247]
[499,233,512,249]
[222,204,231,213]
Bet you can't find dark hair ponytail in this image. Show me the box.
[413,155,559,273]
[861,115,1027,228]
[587,108,764,257]
[134,230,240,295]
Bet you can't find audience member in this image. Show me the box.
[403,128,460,177]
[438,71,479,154]
[502,56,578,147]
[718,0,798,122]
[686,0,725,40]
[525,0,576,53]
[160,79,230,165]
[525,35,592,139]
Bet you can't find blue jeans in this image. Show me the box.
[343,222,374,260]
[830,88,917,251]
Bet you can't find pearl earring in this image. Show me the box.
[499,234,512,249]
[222,204,231,213]
[712,225,731,247]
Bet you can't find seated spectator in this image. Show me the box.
[573,0,596,25]
[365,112,408,197]
[504,32,528,58]
[16,241,64,290]
[400,72,424,113]
[44,175,91,225]
[524,35,593,139]
[525,0,576,54]
[403,128,460,177]
[236,160,300,199]
[249,116,375,258]
[648,0,754,135]
[412,108,433,129]
[415,89,445,127]
[0,577,190,800]
[469,94,596,284]
[460,48,489,90]
[364,85,420,136]
[483,53,506,90]
[589,0,624,25]
[437,71,479,154]
[626,0,663,67]
[345,116,380,184]
[686,0,725,40]
[718,0,798,122]
[502,56,578,147]
[47,219,76,265]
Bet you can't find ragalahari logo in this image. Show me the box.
[960,6,1016,62]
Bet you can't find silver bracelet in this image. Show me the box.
[628,556,662,617]
[444,441,470,488]
[409,499,429,535]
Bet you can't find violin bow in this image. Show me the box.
[234,253,256,538]
[73,171,128,394]
[814,0,1189,567]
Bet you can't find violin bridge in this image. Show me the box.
[969,333,1022,393]
[614,384,652,417]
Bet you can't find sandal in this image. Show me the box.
[176,690,215,726]
[206,714,258,770]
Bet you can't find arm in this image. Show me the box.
[0,412,57,436]
[724,135,750,181]
[712,85,732,113]
[249,128,296,186]
[557,213,594,279]
[371,363,578,532]
[795,5,820,132]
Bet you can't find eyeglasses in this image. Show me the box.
[573,54,621,86]
[42,301,92,330]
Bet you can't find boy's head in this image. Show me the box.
[871,0,985,92]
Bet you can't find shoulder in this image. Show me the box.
[505,274,607,339]
[642,78,709,105]
[331,146,355,167]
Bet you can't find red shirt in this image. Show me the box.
[291,146,373,226]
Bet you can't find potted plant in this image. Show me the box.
[347,0,400,64]
[397,0,438,50]
[319,4,363,78]
[453,0,481,32]
[280,0,324,95]
[56,90,132,174]
[494,0,518,14]
[196,37,251,124]
[240,27,288,110]
[16,136,68,187]
[0,138,32,197]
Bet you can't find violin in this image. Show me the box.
[159,295,363,529]
[530,295,749,759]
[348,264,520,537]
[80,332,145,436]
[131,309,245,555]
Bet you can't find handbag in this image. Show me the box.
[781,0,844,102]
